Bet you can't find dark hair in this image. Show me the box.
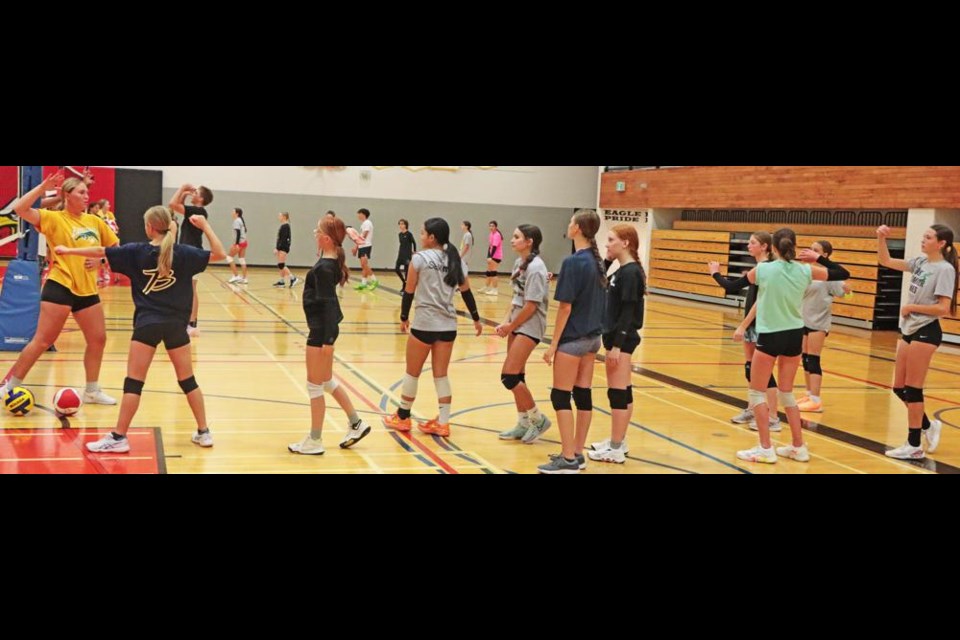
[773,227,797,262]
[752,231,775,263]
[573,209,607,288]
[932,224,959,315]
[463,221,472,231]
[399,219,409,229]
[234,208,247,232]
[489,220,502,239]
[815,240,834,258]
[358,208,371,219]
[197,186,214,206]
[321,216,350,286]
[512,225,543,281]
[326,210,336,218]
[424,217,465,288]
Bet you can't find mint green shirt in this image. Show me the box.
[756,260,813,334]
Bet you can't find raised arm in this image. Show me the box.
[877,225,909,272]
[168,183,195,216]
[13,171,64,227]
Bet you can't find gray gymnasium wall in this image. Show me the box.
[164,189,578,275]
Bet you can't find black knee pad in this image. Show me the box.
[608,388,630,410]
[904,386,924,403]
[807,355,822,376]
[894,387,907,402]
[518,373,526,385]
[501,374,522,391]
[178,376,199,394]
[744,362,752,384]
[767,374,778,389]
[123,377,145,396]
[802,353,810,373]
[278,262,286,270]
[551,388,572,412]
[627,385,634,406]
[572,387,593,412]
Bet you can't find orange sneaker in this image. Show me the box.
[382,413,413,432]
[797,398,823,413]
[418,418,450,438]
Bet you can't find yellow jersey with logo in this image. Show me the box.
[38,209,120,297]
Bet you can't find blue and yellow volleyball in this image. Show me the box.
[3,386,35,416]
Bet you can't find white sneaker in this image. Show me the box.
[776,444,810,462]
[228,275,242,284]
[587,445,626,464]
[289,436,325,455]
[589,438,630,454]
[731,408,754,424]
[736,445,777,464]
[925,420,943,454]
[748,417,782,432]
[885,442,925,460]
[83,389,117,405]
[340,420,372,449]
[86,433,131,453]
[239,278,248,285]
[191,429,214,448]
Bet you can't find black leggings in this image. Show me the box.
[395,259,411,286]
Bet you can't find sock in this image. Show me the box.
[85,382,100,393]
[527,406,543,424]
[310,427,322,440]
[610,440,623,450]
[361,278,368,285]
[439,403,451,425]
[9,376,23,388]
[111,432,126,441]
[908,429,922,447]
[809,395,821,404]
[518,412,531,428]
[398,408,412,420]
[347,412,361,427]
[922,414,931,431]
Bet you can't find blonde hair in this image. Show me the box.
[59,178,86,211]
[144,206,178,278]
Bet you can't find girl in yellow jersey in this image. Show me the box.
[0,172,120,405]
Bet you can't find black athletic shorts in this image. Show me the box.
[756,328,804,358]
[41,280,100,313]
[132,322,190,350]
[901,321,943,347]
[308,325,340,348]
[358,247,372,260]
[410,329,457,345]
[603,331,641,355]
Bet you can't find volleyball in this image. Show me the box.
[3,386,35,416]
[53,387,83,416]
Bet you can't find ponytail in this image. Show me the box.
[933,224,958,315]
[773,227,797,262]
[512,225,543,281]
[573,209,607,288]
[235,208,247,233]
[425,218,464,288]
[144,206,176,278]
[320,216,350,286]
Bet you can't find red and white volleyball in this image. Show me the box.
[53,388,83,416]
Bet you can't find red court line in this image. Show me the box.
[333,371,459,475]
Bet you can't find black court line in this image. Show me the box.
[374,281,960,474]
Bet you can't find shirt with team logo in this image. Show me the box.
[105,243,210,328]
[38,209,120,297]
[901,256,958,336]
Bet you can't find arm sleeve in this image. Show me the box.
[711,272,750,294]
[817,255,851,281]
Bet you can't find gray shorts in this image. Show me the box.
[557,335,602,357]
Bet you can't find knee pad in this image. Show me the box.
[807,355,822,376]
[894,387,907,402]
[278,262,286,270]
[802,353,810,372]
[572,386,593,412]
[608,388,630,410]
[434,376,451,399]
[551,388,572,412]
[779,391,798,409]
[178,376,199,394]
[123,377,145,396]
[307,382,325,399]
[501,374,522,391]
[402,374,420,400]
[748,389,767,409]
[225,256,234,264]
[238,258,247,267]
[744,361,752,384]
[768,374,778,389]
[627,385,634,406]
[518,373,526,385]
[904,386,924,403]
[323,379,339,394]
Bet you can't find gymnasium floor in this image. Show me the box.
[2,267,958,474]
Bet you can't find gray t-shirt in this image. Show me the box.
[460,232,474,259]
[410,249,468,333]
[901,256,957,335]
[802,281,846,332]
[509,255,550,341]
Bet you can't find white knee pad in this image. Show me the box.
[225,256,234,264]
[402,374,419,399]
[434,376,452,399]
[779,391,798,408]
[748,389,767,409]
[239,258,247,267]
[323,379,339,394]
[307,382,325,399]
